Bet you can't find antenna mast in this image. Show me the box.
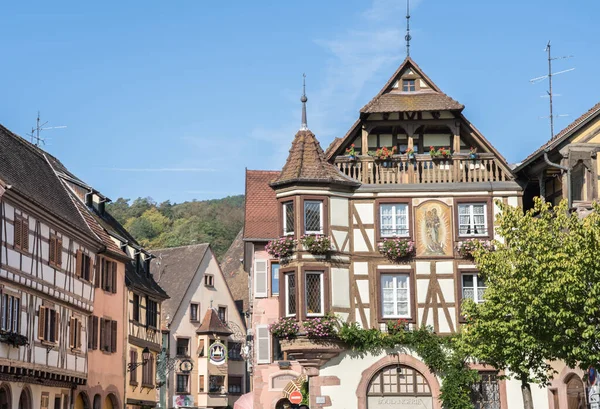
[529,41,574,139]
[26,111,67,147]
[405,0,411,57]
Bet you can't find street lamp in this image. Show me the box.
[128,347,151,372]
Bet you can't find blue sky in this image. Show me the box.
[1,0,598,203]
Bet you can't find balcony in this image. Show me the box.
[279,336,346,368]
[334,153,511,185]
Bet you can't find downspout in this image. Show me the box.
[543,148,571,209]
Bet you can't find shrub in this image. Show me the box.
[378,238,415,262]
[456,239,494,258]
[265,237,296,259]
[268,317,300,340]
[302,314,339,339]
[300,235,332,255]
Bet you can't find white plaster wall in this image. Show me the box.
[355,203,374,225]
[330,197,349,227]
[504,376,549,409]
[331,268,350,308]
[354,262,368,276]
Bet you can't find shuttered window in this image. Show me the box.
[142,353,154,386]
[14,215,29,252]
[99,318,117,353]
[76,251,92,281]
[254,259,268,298]
[69,317,82,350]
[256,325,270,364]
[38,306,59,343]
[49,234,63,267]
[100,258,118,293]
[146,298,158,328]
[129,350,138,384]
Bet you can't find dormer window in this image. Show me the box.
[402,79,416,92]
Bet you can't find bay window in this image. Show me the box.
[284,272,296,317]
[380,203,409,237]
[380,274,411,319]
[305,271,324,317]
[304,200,323,234]
[283,201,295,236]
[458,203,487,237]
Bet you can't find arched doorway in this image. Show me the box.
[18,387,32,409]
[74,392,90,409]
[0,383,11,409]
[93,394,101,409]
[566,374,586,409]
[275,398,292,409]
[367,365,432,409]
[103,393,117,409]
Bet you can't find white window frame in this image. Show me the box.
[256,324,271,364]
[458,203,488,237]
[462,273,486,304]
[305,271,325,317]
[304,200,323,235]
[379,203,409,238]
[380,274,411,319]
[283,202,295,236]
[1,293,20,333]
[284,273,296,318]
[271,262,280,296]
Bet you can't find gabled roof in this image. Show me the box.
[150,244,210,318]
[360,57,464,114]
[270,130,359,188]
[515,101,600,172]
[125,259,169,300]
[220,230,248,313]
[0,124,97,237]
[243,170,280,241]
[196,308,232,335]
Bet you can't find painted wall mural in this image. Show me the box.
[415,201,453,257]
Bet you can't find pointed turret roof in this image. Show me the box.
[360,57,463,114]
[270,129,359,188]
[196,308,232,336]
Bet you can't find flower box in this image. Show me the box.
[302,314,338,339]
[300,235,332,255]
[456,239,494,258]
[378,238,415,262]
[0,331,28,348]
[269,317,300,340]
[265,237,296,259]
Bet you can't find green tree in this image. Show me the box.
[460,198,600,409]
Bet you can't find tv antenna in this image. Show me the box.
[529,41,574,139]
[26,111,67,146]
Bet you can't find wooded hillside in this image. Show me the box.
[106,195,244,259]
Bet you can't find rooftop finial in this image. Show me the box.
[300,73,308,131]
[405,0,411,57]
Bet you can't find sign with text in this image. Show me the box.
[367,396,433,409]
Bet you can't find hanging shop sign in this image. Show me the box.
[179,359,193,373]
[209,340,227,366]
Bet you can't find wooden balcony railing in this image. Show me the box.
[334,154,510,185]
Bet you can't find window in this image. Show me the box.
[235,300,244,318]
[176,338,190,357]
[283,201,295,235]
[284,272,296,317]
[271,263,280,295]
[228,342,242,360]
[49,234,63,267]
[272,337,283,361]
[458,203,488,236]
[132,294,140,322]
[100,258,117,293]
[76,251,92,281]
[1,293,20,333]
[87,315,99,350]
[209,375,225,394]
[146,298,158,328]
[304,200,323,234]
[142,354,154,386]
[13,214,29,252]
[129,350,138,384]
[305,271,324,317]
[69,317,82,350]
[38,306,58,343]
[402,79,416,92]
[190,303,199,321]
[218,306,227,323]
[379,203,409,237]
[199,375,205,393]
[470,372,501,409]
[462,273,486,304]
[380,274,410,319]
[41,393,50,409]
[100,318,117,353]
[204,274,214,287]
[229,376,243,394]
[176,374,190,394]
[198,338,205,357]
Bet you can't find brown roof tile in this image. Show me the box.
[516,101,600,170]
[270,130,359,188]
[220,230,248,313]
[243,170,280,240]
[196,308,232,335]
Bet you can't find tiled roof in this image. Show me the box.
[70,197,125,256]
[360,57,463,114]
[219,230,248,314]
[0,124,95,236]
[196,308,232,335]
[243,170,280,241]
[270,130,359,188]
[150,244,210,318]
[125,258,169,300]
[361,92,464,113]
[516,101,600,171]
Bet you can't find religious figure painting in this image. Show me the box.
[415,201,453,257]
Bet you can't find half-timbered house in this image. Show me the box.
[0,125,102,409]
[241,57,558,409]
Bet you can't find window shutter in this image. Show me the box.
[14,217,22,248]
[87,316,93,349]
[94,258,100,288]
[49,237,56,264]
[69,317,75,348]
[92,316,98,350]
[111,262,117,293]
[100,318,105,351]
[77,320,82,348]
[111,320,117,353]
[54,311,59,342]
[254,259,268,298]
[256,325,270,364]
[21,219,29,252]
[38,306,46,340]
[76,251,82,277]
[56,239,63,265]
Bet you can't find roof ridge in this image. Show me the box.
[153,243,210,252]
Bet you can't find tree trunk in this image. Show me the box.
[521,379,534,409]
